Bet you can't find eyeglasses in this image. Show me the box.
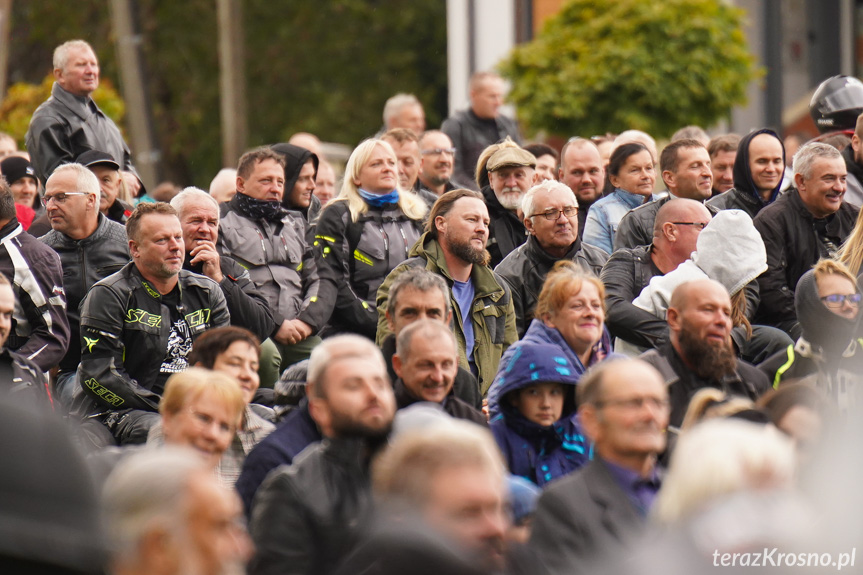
[671,222,708,230]
[595,396,670,411]
[529,206,578,220]
[421,147,457,156]
[821,293,863,308]
[41,192,90,206]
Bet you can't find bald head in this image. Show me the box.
[652,199,712,270]
[669,278,729,312]
[654,198,709,235]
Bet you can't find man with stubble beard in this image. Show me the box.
[559,138,605,240]
[639,279,770,429]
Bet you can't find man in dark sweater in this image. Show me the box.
[442,71,522,191]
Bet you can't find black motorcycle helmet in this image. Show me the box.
[810,75,863,133]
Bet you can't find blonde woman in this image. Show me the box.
[314,139,427,338]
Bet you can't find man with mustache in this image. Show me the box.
[639,279,770,429]
[376,189,517,396]
[481,145,536,268]
[249,335,397,575]
[614,139,717,251]
[559,138,604,240]
[529,358,669,575]
[753,142,859,339]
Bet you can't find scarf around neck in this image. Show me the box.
[232,192,289,222]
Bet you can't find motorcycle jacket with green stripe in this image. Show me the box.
[77,262,229,413]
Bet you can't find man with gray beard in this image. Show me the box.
[639,279,770,429]
[480,146,536,268]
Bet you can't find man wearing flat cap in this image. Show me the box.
[480,143,536,268]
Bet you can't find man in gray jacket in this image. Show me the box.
[25,40,139,185]
[40,163,130,406]
[218,147,329,371]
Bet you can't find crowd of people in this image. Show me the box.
[2,39,863,575]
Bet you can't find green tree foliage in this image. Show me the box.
[4,1,447,187]
[499,0,758,139]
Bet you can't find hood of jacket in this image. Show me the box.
[271,142,320,210]
[692,209,767,296]
[733,129,785,207]
[487,341,580,426]
[487,318,613,419]
[795,268,860,360]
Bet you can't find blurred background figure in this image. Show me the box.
[707,133,740,197]
[0,398,106,575]
[313,160,337,207]
[209,168,238,204]
[0,132,17,159]
[380,93,426,136]
[524,143,559,183]
[670,125,709,147]
[102,447,252,575]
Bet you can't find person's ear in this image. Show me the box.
[666,306,681,331]
[794,172,806,193]
[386,310,395,333]
[392,354,404,379]
[579,404,601,443]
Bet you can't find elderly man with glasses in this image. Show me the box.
[496,180,608,337]
[40,162,130,406]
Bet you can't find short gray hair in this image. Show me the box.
[373,418,505,506]
[53,40,94,71]
[170,186,219,218]
[395,318,456,362]
[388,268,451,317]
[793,141,842,181]
[102,447,208,558]
[48,163,101,204]
[383,93,421,127]
[521,179,576,220]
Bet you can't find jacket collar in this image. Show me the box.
[524,233,581,264]
[613,188,655,210]
[0,218,23,243]
[51,82,94,122]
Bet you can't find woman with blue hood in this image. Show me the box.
[487,261,613,485]
[487,342,589,487]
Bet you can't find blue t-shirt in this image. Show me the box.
[452,279,476,374]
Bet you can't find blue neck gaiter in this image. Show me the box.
[359,188,400,207]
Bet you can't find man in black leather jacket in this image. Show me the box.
[249,335,396,575]
[496,180,608,336]
[77,203,229,446]
[25,40,140,186]
[40,163,130,406]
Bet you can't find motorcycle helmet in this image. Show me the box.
[809,75,863,133]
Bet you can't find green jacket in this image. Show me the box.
[376,232,517,395]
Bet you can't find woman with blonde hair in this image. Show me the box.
[315,138,428,338]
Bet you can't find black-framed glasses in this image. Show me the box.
[41,192,90,206]
[671,221,708,230]
[529,206,578,220]
[421,147,457,156]
[821,293,862,308]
